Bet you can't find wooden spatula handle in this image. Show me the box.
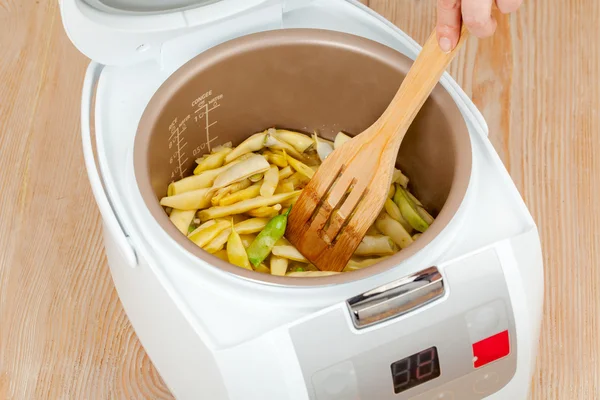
[374,25,469,146]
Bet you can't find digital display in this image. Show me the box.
[391,346,441,394]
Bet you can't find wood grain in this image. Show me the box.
[1,0,598,399]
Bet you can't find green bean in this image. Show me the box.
[246,207,291,267]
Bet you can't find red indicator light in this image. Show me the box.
[472,330,510,368]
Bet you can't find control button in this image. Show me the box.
[465,299,508,344]
[473,372,499,394]
[312,361,360,400]
[472,330,510,368]
[431,391,455,400]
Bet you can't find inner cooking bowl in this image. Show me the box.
[134,29,472,287]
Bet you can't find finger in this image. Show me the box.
[496,0,523,14]
[436,0,462,52]
[462,0,497,38]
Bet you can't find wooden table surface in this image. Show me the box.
[1,0,598,398]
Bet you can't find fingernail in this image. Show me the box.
[439,37,452,53]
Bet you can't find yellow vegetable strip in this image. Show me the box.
[233,218,270,234]
[270,255,289,276]
[271,245,308,262]
[211,179,251,206]
[344,256,390,272]
[160,187,214,211]
[278,166,293,180]
[198,191,301,221]
[225,131,267,163]
[247,204,282,218]
[214,249,229,262]
[285,152,314,179]
[170,159,243,194]
[355,236,397,256]
[203,228,231,253]
[384,198,412,232]
[375,213,414,249]
[249,173,264,183]
[264,151,288,168]
[218,183,262,206]
[193,147,232,174]
[260,165,279,197]
[239,234,257,248]
[189,219,230,248]
[273,129,314,152]
[169,209,196,234]
[274,181,295,194]
[227,223,252,270]
[212,154,269,189]
[265,131,307,161]
[393,169,409,188]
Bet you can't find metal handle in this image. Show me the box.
[81,62,138,267]
[347,267,444,329]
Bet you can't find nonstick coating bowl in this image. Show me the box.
[134,29,472,287]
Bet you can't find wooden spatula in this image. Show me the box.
[286,26,469,272]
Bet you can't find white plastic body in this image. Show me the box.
[71,1,544,399]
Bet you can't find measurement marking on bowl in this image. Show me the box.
[168,117,190,180]
[192,91,223,154]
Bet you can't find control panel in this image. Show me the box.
[289,248,517,400]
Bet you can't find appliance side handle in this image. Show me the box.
[81,62,138,267]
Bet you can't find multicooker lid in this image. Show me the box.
[59,0,276,66]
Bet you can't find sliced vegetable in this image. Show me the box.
[271,245,308,262]
[260,165,279,197]
[313,133,333,162]
[199,191,301,221]
[384,198,412,232]
[254,264,271,274]
[278,166,294,180]
[282,172,310,189]
[406,191,435,224]
[388,184,396,199]
[333,131,351,149]
[375,213,414,249]
[247,204,282,218]
[233,218,270,234]
[214,249,229,262]
[392,169,409,188]
[188,219,216,237]
[212,154,269,189]
[210,142,232,154]
[211,179,251,206]
[189,219,230,248]
[274,181,295,194]
[170,161,239,194]
[344,256,390,272]
[412,233,422,240]
[246,207,291,267]
[263,150,288,168]
[225,131,267,163]
[285,152,315,179]
[355,235,398,256]
[218,183,262,206]
[394,186,430,233]
[193,147,232,175]
[265,130,307,161]
[248,173,264,183]
[204,227,230,253]
[160,187,214,211]
[239,234,257,248]
[273,129,314,152]
[227,222,253,270]
[270,255,288,276]
[169,209,196,234]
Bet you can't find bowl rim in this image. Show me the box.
[133,28,473,288]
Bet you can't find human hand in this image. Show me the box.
[436,0,523,52]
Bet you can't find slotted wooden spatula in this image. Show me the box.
[286,26,469,272]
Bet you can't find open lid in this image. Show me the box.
[59,0,274,66]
